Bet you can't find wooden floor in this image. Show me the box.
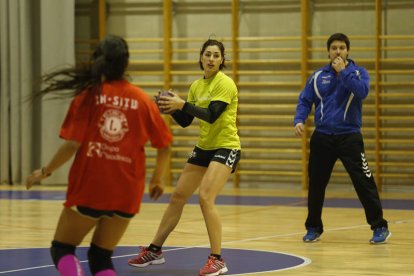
[1,184,413,275]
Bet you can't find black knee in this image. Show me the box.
[50,240,76,268]
[87,243,114,275]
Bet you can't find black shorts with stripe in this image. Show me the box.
[187,146,241,173]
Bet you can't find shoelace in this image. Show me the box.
[138,247,150,258]
[205,257,221,269]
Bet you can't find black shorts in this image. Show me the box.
[74,206,135,219]
[187,146,241,173]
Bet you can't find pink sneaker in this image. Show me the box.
[128,247,165,267]
[199,256,228,276]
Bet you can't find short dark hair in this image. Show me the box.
[199,39,226,70]
[327,33,350,51]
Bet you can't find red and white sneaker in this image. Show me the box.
[128,247,165,267]
[199,256,228,276]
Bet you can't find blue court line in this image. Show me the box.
[1,190,413,210]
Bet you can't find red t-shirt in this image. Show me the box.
[60,80,172,214]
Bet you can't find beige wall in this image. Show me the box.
[74,0,414,188]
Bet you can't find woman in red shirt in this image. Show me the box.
[26,35,172,276]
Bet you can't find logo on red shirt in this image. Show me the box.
[86,141,132,163]
[99,109,129,142]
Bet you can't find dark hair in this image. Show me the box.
[326,33,350,51]
[199,39,226,70]
[36,35,129,98]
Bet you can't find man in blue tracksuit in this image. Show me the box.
[294,33,391,244]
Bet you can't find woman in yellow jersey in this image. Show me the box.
[128,38,241,276]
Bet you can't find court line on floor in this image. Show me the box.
[0,264,54,274]
[1,219,412,274]
[117,217,414,259]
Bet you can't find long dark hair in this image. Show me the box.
[36,35,129,98]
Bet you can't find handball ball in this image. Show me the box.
[156,89,173,114]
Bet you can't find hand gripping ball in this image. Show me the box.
[155,89,173,114]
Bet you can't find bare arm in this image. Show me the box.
[26,140,80,189]
[148,145,171,200]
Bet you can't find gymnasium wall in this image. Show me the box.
[74,0,414,190]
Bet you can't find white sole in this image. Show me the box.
[303,236,320,242]
[370,231,392,244]
[201,266,228,276]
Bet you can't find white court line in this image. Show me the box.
[1,219,412,274]
[0,265,55,274]
[118,219,414,258]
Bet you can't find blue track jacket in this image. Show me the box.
[294,59,370,135]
